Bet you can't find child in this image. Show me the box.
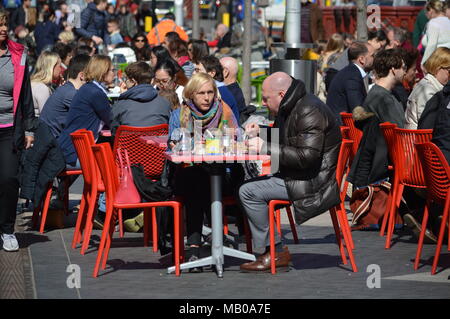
[107,18,124,48]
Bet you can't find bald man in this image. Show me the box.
[239,72,342,273]
[220,57,246,116]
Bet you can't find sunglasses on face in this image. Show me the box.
[135,39,145,42]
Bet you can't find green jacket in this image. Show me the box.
[412,9,429,48]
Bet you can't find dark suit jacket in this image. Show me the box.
[326,63,367,122]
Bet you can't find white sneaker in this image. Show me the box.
[1,233,19,252]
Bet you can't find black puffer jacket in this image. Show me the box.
[270,79,341,224]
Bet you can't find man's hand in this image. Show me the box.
[246,137,264,154]
[119,81,128,93]
[25,135,34,149]
[92,35,103,45]
[245,122,260,138]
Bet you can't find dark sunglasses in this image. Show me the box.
[135,39,145,42]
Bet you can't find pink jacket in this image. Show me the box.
[0,40,28,128]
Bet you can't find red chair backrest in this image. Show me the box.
[113,124,169,179]
[70,129,98,187]
[336,139,353,201]
[92,143,120,205]
[415,142,450,205]
[393,128,433,188]
[340,126,350,140]
[379,122,397,165]
[340,112,362,160]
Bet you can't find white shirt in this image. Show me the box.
[421,16,450,65]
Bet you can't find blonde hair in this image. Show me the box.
[84,55,112,82]
[426,0,447,14]
[424,47,450,76]
[31,51,60,84]
[325,33,344,53]
[0,9,8,24]
[59,31,75,43]
[183,73,218,101]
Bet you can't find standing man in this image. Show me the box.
[220,57,246,116]
[326,41,375,122]
[76,0,109,47]
[238,72,342,272]
[10,0,36,31]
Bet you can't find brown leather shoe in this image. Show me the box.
[240,246,292,273]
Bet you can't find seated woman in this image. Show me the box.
[153,59,185,103]
[31,51,62,116]
[111,61,171,136]
[405,47,450,129]
[58,55,113,168]
[169,73,243,272]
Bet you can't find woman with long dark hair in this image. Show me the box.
[131,33,151,62]
[0,9,36,251]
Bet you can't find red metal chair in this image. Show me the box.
[91,143,184,277]
[414,142,450,275]
[113,124,168,179]
[379,122,397,237]
[31,166,82,233]
[113,124,170,251]
[340,126,350,140]
[340,112,362,164]
[384,128,433,249]
[70,130,116,255]
[268,139,358,274]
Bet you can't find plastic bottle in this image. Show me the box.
[222,120,232,155]
[179,129,192,155]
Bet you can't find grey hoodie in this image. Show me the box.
[111,84,171,135]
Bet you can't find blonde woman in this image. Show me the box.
[405,47,450,129]
[57,55,114,167]
[318,33,344,72]
[31,51,62,116]
[421,0,450,65]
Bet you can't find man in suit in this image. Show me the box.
[326,41,375,123]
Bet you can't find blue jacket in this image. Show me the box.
[217,83,239,122]
[75,2,109,43]
[326,63,367,123]
[40,81,77,139]
[57,82,111,165]
[111,84,171,135]
[34,21,61,54]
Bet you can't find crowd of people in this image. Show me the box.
[0,0,449,275]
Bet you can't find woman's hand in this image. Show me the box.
[25,136,34,149]
[245,122,260,138]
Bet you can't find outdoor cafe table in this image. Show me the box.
[164,152,270,278]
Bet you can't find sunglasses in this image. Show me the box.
[135,39,145,42]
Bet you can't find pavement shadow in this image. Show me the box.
[411,253,450,274]
[289,252,352,272]
[15,232,50,248]
[98,259,164,277]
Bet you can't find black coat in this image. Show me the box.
[347,115,389,187]
[419,81,450,129]
[326,63,367,123]
[270,79,341,224]
[20,120,66,205]
[430,81,450,163]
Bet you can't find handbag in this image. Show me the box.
[115,148,141,204]
[350,181,402,230]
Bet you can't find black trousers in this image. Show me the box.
[174,164,244,246]
[0,127,20,234]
